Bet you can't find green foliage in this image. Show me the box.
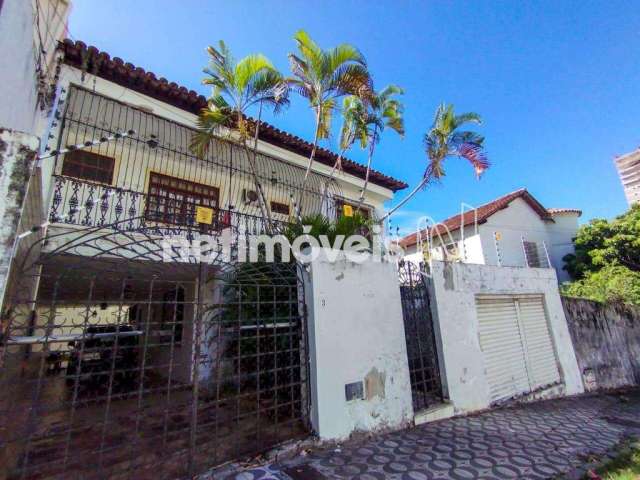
[562,205,640,306]
[288,30,371,138]
[561,265,640,306]
[283,213,372,247]
[590,439,640,480]
[423,103,488,182]
[190,40,288,158]
[564,204,640,279]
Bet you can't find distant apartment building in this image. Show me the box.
[615,148,640,206]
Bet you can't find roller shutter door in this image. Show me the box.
[476,295,560,402]
[517,296,561,388]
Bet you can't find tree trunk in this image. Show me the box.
[296,105,323,221]
[239,108,274,234]
[379,175,430,223]
[355,129,377,211]
[319,149,345,215]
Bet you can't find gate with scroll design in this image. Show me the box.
[398,261,443,411]
[0,226,310,479]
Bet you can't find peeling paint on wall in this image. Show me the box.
[364,367,386,400]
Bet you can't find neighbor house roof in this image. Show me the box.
[399,188,581,248]
[58,40,408,192]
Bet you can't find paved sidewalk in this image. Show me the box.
[215,389,640,480]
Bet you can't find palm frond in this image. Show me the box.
[234,54,275,92]
[325,43,367,77]
[329,63,372,98]
[453,112,482,128]
[292,30,324,77]
[190,107,231,158]
[317,98,335,139]
[457,142,490,177]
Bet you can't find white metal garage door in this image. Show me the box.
[476,295,560,403]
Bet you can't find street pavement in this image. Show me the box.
[212,389,640,480]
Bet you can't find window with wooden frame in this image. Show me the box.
[61,150,115,184]
[335,199,371,219]
[146,172,219,227]
[270,201,290,216]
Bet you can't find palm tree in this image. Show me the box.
[319,95,368,213]
[190,40,289,230]
[381,103,489,222]
[354,85,405,211]
[287,30,372,219]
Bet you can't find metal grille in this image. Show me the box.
[0,253,310,479]
[398,261,443,411]
[47,86,345,233]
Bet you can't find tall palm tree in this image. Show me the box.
[287,30,372,219]
[381,103,489,222]
[354,85,405,210]
[190,40,289,230]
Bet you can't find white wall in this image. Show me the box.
[0,0,38,133]
[303,248,413,440]
[427,261,583,413]
[0,0,69,135]
[478,198,578,282]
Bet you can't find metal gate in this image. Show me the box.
[398,261,443,412]
[0,227,310,479]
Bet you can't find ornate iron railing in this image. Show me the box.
[49,175,291,237]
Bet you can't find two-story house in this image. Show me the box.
[399,189,581,283]
[0,39,407,479]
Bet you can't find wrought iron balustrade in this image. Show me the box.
[49,175,290,236]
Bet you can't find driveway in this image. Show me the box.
[213,389,640,480]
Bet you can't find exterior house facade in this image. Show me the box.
[0,39,408,479]
[399,189,581,283]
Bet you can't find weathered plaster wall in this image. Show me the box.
[303,248,414,440]
[427,261,584,413]
[562,297,640,391]
[0,129,41,308]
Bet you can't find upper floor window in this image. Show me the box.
[523,240,546,268]
[61,151,115,184]
[146,172,219,226]
[270,201,290,216]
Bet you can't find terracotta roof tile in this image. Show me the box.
[58,40,408,192]
[398,189,562,248]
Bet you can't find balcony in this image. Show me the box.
[48,175,291,238]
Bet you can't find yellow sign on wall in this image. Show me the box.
[343,204,354,217]
[195,206,214,225]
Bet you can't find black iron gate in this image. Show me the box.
[0,229,310,479]
[398,261,443,412]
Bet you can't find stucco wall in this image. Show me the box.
[0,0,38,133]
[427,261,583,413]
[303,248,414,440]
[478,197,578,282]
[562,297,640,391]
[0,129,41,308]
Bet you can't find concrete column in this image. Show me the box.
[0,128,39,309]
[303,248,414,441]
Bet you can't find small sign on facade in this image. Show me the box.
[343,204,354,217]
[195,206,214,224]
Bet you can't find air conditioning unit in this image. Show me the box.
[242,189,260,206]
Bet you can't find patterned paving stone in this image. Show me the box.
[216,390,640,480]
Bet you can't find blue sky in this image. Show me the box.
[69,1,640,235]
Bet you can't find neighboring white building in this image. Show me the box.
[615,148,640,206]
[399,189,581,283]
[0,0,70,134]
